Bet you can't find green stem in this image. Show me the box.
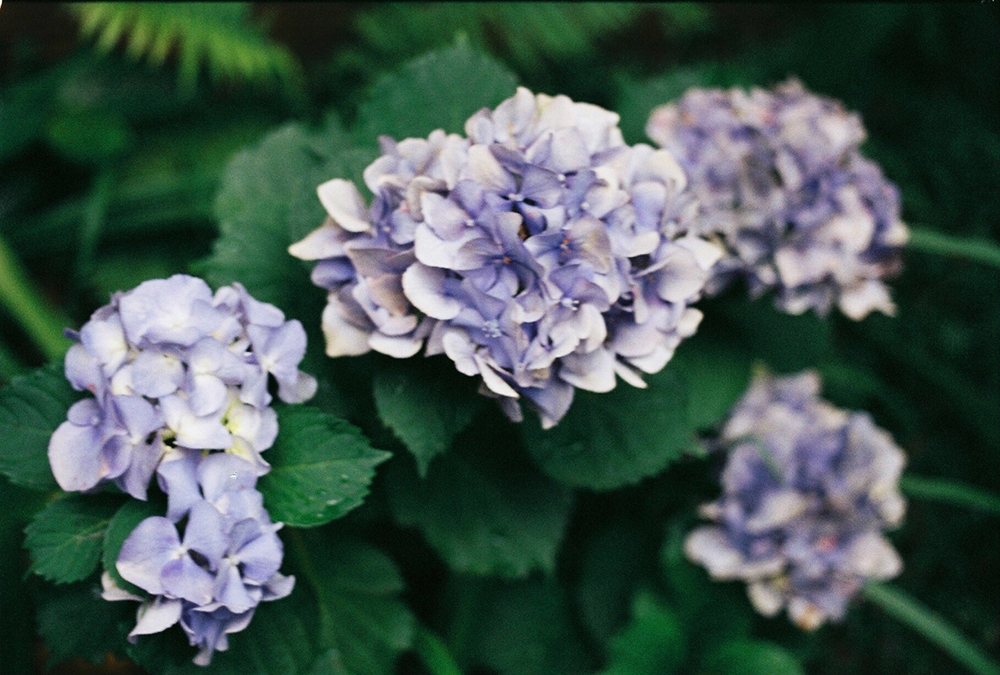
[0,233,72,362]
[907,227,1000,270]
[901,475,1000,516]
[864,583,1000,675]
[414,625,463,675]
[74,168,115,296]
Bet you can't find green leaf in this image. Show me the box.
[521,367,693,490]
[258,406,391,528]
[0,364,83,491]
[451,577,594,675]
[206,116,376,319]
[700,639,805,675]
[46,107,133,164]
[718,295,834,373]
[102,499,165,594]
[308,648,351,675]
[296,533,415,675]
[386,434,573,577]
[36,579,135,667]
[372,357,483,476]
[669,339,753,431]
[25,495,122,584]
[353,41,518,145]
[599,591,687,675]
[576,522,651,648]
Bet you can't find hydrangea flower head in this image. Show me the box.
[684,370,906,630]
[48,275,316,499]
[290,87,722,428]
[646,80,908,319]
[106,453,294,666]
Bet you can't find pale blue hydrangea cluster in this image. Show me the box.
[48,274,313,665]
[290,87,722,428]
[685,370,906,630]
[646,79,909,319]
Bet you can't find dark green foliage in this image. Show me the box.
[258,405,391,527]
[2,5,999,675]
[521,367,694,490]
[24,494,123,584]
[0,363,81,490]
[353,40,519,144]
[372,356,484,477]
[386,431,574,578]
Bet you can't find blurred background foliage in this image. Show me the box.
[0,3,997,675]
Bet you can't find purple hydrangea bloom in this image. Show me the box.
[646,80,909,319]
[290,87,722,428]
[684,370,906,630]
[48,275,315,499]
[107,454,294,666]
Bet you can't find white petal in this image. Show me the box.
[316,179,372,233]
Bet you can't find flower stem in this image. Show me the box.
[414,625,463,675]
[864,582,1000,675]
[901,475,1000,516]
[907,227,1000,269]
[0,232,72,362]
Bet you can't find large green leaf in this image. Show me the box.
[353,41,518,145]
[700,639,805,675]
[0,478,46,673]
[205,115,375,319]
[0,364,82,491]
[450,576,594,675]
[24,495,122,584]
[599,591,687,675]
[387,425,573,577]
[258,406,391,528]
[303,535,416,675]
[669,339,753,431]
[372,356,483,476]
[521,368,693,490]
[36,579,135,667]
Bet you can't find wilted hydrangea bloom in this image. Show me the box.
[646,80,908,319]
[104,453,294,666]
[48,274,316,499]
[290,87,721,427]
[685,370,906,630]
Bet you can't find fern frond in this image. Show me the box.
[65,3,303,99]
[352,3,710,73]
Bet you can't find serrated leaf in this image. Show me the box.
[599,591,686,675]
[353,41,518,145]
[521,368,693,490]
[0,364,83,491]
[700,639,805,675]
[36,579,135,667]
[258,406,391,528]
[452,577,594,675]
[372,356,483,476]
[300,533,415,675]
[103,499,164,595]
[669,339,753,431]
[387,428,573,578]
[24,495,123,584]
[206,116,376,319]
